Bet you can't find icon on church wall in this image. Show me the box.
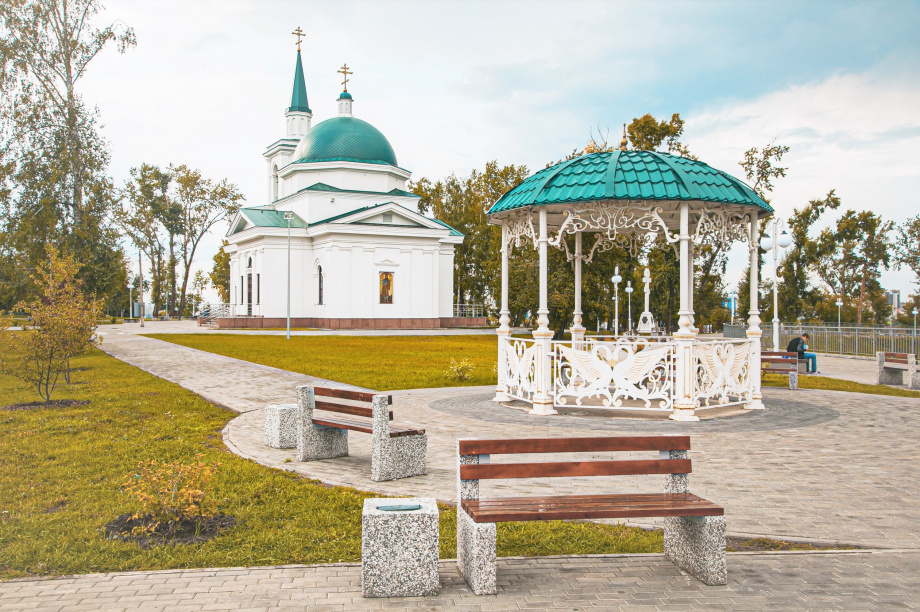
[379,272,393,304]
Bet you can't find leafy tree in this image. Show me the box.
[0,0,134,307]
[626,113,695,158]
[412,161,530,308]
[894,215,920,292]
[775,191,840,321]
[815,210,893,324]
[0,248,103,401]
[172,165,244,317]
[210,240,230,303]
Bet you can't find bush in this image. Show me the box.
[123,454,220,534]
[446,358,474,382]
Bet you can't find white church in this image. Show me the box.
[221,46,472,329]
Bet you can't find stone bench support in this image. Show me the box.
[876,352,918,389]
[264,403,297,449]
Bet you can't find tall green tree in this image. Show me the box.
[894,215,920,291]
[210,240,230,303]
[0,0,134,307]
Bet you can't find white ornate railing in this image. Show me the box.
[694,339,754,407]
[552,337,675,411]
[453,303,486,318]
[502,338,539,403]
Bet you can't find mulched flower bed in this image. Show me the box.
[725,536,858,552]
[103,514,237,549]
[1,399,90,411]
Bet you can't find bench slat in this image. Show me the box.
[459,458,691,480]
[313,387,393,405]
[461,493,723,523]
[314,400,393,420]
[458,436,690,456]
[312,415,423,438]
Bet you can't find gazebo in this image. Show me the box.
[487,146,773,421]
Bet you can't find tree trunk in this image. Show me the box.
[857,264,867,325]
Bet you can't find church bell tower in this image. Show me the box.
[286,28,311,138]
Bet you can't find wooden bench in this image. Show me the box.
[876,352,919,389]
[456,436,726,595]
[294,385,426,482]
[761,351,799,389]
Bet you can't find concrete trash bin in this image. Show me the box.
[361,497,439,597]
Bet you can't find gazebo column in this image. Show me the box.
[689,239,698,333]
[570,231,586,349]
[670,202,699,422]
[531,208,557,415]
[493,221,512,402]
[745,213,765,410]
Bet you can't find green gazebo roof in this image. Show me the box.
[489,150,772,215]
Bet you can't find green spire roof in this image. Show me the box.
[287,50,311,113]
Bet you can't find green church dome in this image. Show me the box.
[293,117,398,166]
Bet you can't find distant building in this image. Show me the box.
[886,289,901,315]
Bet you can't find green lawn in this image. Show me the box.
[762,372,920,398]
[0,348,662,579]
[146,333,499,391]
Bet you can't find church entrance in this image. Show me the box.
[247,273,252,315]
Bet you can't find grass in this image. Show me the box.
[146,333,498,391]
[762,372,920,398]
[0,347,662,579]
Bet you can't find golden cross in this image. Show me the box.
[292,27,304,51]
[338,63,353,92]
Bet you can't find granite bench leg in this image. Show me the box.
[371,433,427,482]
[457,508,497,595]
[295,385,348,462]
[664,515,727,585]
[264,404,297,449]
[788,369,798,390]
[877,352,904,385]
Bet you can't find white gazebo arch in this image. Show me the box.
[489,148,772,421]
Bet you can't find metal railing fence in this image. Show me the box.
[453,303,485,318]
[780,324,919,358]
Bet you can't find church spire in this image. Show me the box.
[285,31,312,139]
[288,49,311,113]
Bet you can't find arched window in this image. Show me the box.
[271,165,279,201]
[247,257,252,269]
[317,265,324,305]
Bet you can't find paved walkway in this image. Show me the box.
[110,320,494,337]
[2,550,917,611]
[84,327,920,609]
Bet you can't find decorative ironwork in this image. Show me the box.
[695,340,754,406]
[549,201,678,248]
[692,208,751,246]
[504,210,537,249]
[553,338,674,410]
[503,338,538,402]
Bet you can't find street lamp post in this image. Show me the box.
[625,281,633,335]
[729,291,738,324]
[138,250,145,328]
[284,211,295,340]
[836,299,843,330]
[611,266,622,336]
[760,218,793,350]
[913,308,918,337]
[128,282,133,320]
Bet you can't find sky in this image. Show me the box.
[80,0,920,304]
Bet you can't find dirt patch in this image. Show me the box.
[726,536,859,552]
[1,399,90,411]
[102,513,237,549]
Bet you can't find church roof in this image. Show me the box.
[311,202,464,237]
[238,207,307,228]
[288,50,311,113]
[303,182,417,198]
[292,116,398,167]
[489,150,771,215]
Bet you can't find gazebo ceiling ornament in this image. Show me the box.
[503,209,538,249]
[548,201,677,250]
[692,207,752,247]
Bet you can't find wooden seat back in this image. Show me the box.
[761,351,798,371]
[458,436,691,481]
[313,387,393,421]
[884,352,910,364]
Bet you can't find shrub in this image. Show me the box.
[446,358,474,382]
[123,454,220,534]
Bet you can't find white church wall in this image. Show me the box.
[439,246,454,317]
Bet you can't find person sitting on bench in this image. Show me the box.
[786,332,819,373]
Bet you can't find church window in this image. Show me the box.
[247,257,252,269]
[317,266,324,305]
[382,213,392,223]
[379,272,393,304]
[271,165,279,201]
[256,274,260,304]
